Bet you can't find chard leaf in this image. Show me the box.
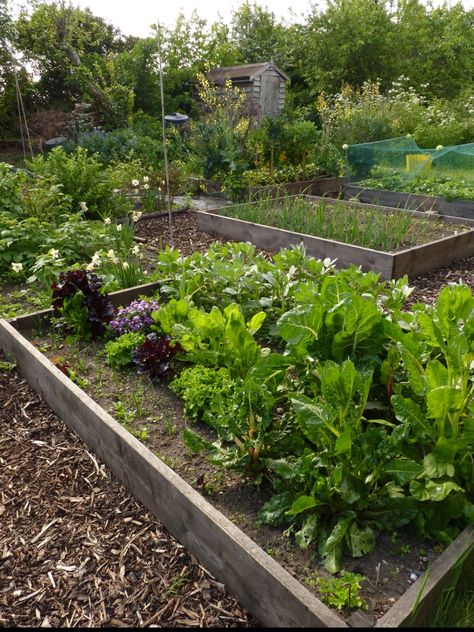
[347,523,375,558]
[426,359,448,390]
[435,285,474,336]
[417,311,447,352]
[286,494,319,517]
[422,436,469,478]
[426,386,464,420]
[398,348,426,396]
[340,475,362,504]
[266,457,302,481]
[291,394,338,444]
[335,426,352,456]
[330,295,382,361]
[182,427,214,453]
[410,479,463,502]
[295,513,319,550]
[276,304,323,349]
[246,311,266,334]
[386,459,423,485]
[391,394,434,439]
[321,513,355,574]
[364,496,418,530]
[247,353,292,393]
[258,491,294,526]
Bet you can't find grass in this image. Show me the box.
[217,194,461,252]
[409,545,473,628]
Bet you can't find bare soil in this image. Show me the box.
[2,205,474,627]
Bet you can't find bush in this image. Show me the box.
[0,163,26,215]
[67,128,164,169]
[26,147,124,219]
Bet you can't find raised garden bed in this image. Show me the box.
[244,176,346,200]
[343,184,474,221]
[196,195,474,280]
[1,280,473,628]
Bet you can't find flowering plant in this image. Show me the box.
[109,298,160,336]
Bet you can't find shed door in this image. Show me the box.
[260,74,281,117]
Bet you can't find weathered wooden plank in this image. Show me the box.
[393,230,474,279]
[196,210,395,279]
[344,185,474,220]
[304,194,474,227]
[0,318,347,629]
[375,526,473,627]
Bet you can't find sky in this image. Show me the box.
[10,0,474,38]
[47,0,474,38]
[71,0,316,36]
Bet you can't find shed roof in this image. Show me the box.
[208,61,289,83]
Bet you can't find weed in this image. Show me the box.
[316,571,367,610]
[0,360,16,371]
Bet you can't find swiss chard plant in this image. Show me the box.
[384,284,474,543]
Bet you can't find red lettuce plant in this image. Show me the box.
[132,333,181,378]
[51,269,115,340]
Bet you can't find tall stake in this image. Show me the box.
[157,20,173,247]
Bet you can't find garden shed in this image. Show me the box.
[208,61,289,119]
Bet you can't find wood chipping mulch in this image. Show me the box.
[0,362,256,628]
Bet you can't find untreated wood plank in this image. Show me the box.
[0,317,347,629]
[393,231,474,279]
[344,185,474,220]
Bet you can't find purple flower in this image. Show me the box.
[109,298,160,336]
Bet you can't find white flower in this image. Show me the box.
[90,252,101,267]
[11,262,23,273]
[436,145,444,151]
[107,249,119,264]
[143,183,150,190]
[131,244,140,255]
[86,262,95,271]
[132,210,143,222]
[143,176,149,183]
[133,188,139,195]
[342,144,349,151]
[131,179,140,187]
[122,261,130,269]
[104,217,111,225]
[48,248,60,259]
[79,201,88,212]
[116,224,122,232]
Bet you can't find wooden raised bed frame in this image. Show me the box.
[344,184,474,221]
[196,195,474,280]
[1,282,473,628]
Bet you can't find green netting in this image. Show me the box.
[345,137,474,186]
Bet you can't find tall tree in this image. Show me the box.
[303,0,396,96]
[392,0,474,99]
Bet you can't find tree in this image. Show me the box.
[15,1,131,105]
[303,0,396,96]
[392,0,474,99]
